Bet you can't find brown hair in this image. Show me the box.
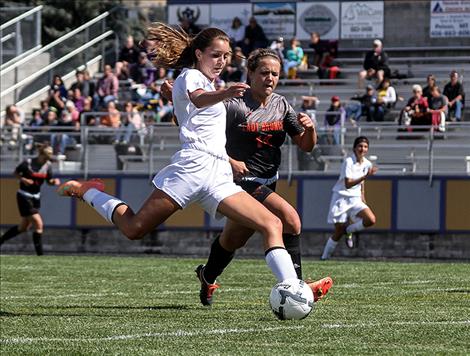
[246,48,281,73]
[145,23,229,69]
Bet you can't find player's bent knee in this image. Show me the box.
[122,224,147,240]
[283,212,301,235]
[364,214,376,227]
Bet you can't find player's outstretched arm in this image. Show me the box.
[189,83,249,108]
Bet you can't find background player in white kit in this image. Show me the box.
[58,24,301,287]
[321,136,377,260]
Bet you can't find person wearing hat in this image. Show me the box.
[0,143,61,255]
[325,95,346,145]
[358,39,390,89]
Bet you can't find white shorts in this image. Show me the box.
[327,192,368,224]
[152,149,243,219]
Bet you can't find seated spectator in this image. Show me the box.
[69,70,92,99]
[83,70,95,98]
[400,84,428,127]
[30,109,44,127]
[375,78,397,121]
[324,96,346,145]
[346,85,377,123]
[51,102,80,156]
[115,101,145,144]
[422,74,437,103]
[80,97,96,126]
[221,47,247,83]
[47,75,67,112]
[119,35,140,65]
[39,100,49,121]
[227,17,245,49]
[115,61,130,81]
[71,88,86,113]
[308,32,328,70]
[358,39,390,89]
[427,86,448,132]
[100,101,121,129]
[284,38,304,79]
[300,95,319,122]
[130,52,155,86]
[269,37,285,69]
[4,104,25,146]
[94,64,119,110]
[443,70,465,121]
[242,17,268,56]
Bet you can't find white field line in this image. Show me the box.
[1,321,469,344]
[1,292,128,300]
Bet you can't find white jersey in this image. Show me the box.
[172,68,228,159]
[332,155,372,197]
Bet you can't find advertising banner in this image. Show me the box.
[296,2,340,40]
[168,4,210,27]
[210,4,252,35]
[341,1,384,39]
[252,2,296,40]
[430,0,470,37]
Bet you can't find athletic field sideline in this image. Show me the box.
[1,255,469,354]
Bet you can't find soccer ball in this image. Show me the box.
[269,278,314,320]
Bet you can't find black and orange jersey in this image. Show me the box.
[225,91,304,178]
[15,158,52,194]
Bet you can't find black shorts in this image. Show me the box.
[17,192,40,217]
[238,180,277,203]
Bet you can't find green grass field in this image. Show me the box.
[1,255,469,355]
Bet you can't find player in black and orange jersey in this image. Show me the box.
[0,143,60,255]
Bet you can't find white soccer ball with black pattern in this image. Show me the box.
[269,278,314,320]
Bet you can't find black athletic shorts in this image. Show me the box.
[238,180,277,203]
[17,192,40,217]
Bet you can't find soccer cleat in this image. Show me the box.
[345,232,354,249]
[306,276,333,302]
[195,264,220,306]
[57,178,105,199]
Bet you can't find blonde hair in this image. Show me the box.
[145,22,229,69]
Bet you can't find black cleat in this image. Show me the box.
[195,264,219,306]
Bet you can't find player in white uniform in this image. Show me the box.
[321,136,377,260]
[57,24,299,287]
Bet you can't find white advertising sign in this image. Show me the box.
[341,1,384,39]
[430,0,470,37]
[168,4,210,27]
[296,2,340,40]
[253,2,296,40]
[210,4,252,35]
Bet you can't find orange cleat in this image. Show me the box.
[306,276,333,302]
[195,264,220,306]
[57,178,105,199]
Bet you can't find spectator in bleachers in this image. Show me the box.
[82,70,95,98]
[47,75,67,113]
[227,17,245,49]
[101,101,121,129]
[400,84,428,127]
[427,86,448,132]
[358,39,390,89]
[324,96,346,145]
[308,32,328,70]
[71,88,85,113]
[269,37,285,69]
[115,101,145,144]
[50,101,80,156]
[422,74,437,103]
[39,100,49,121]
[80,97,96,126]
[130,52,156,86]
[115,61,130,81]
[221,46,247,83]
[94,64,119,110]
[4,104,24,147]
[284,38,304,79]
[375,78,397,121]
[443,70,465,122]
[346,85,377,124]
[30,109,43,127]
[119,35,140,66]
[243,17,268,56]
[69,70,91,99]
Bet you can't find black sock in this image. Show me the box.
[203,235,235,284]
[283,233,302,279]
[32,232,43,256]
[0,226,21,245]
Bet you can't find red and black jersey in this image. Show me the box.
[225,91,304,178]
[15,158,52,194]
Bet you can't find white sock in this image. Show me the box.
[321,237,338,260]
[265,248,298,282]
[346,219,365,233]
[83,188,126,223]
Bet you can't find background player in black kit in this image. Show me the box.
[0,144,60,255]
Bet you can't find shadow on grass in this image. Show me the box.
[0,304,189,317]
